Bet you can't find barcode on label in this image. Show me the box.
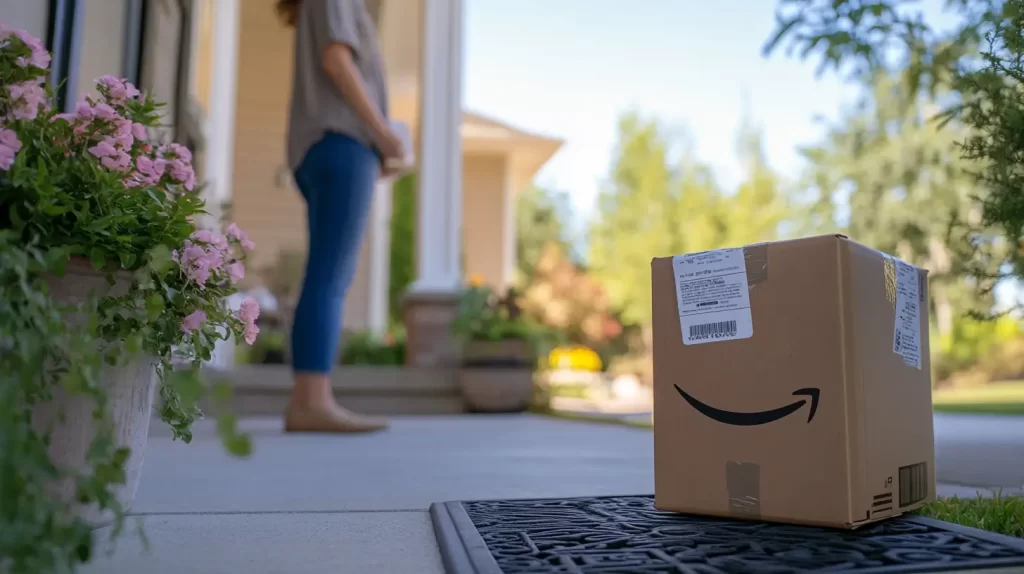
[689,320,737,340]
[899,462,928,507]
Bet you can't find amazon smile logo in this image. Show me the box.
[673,385,820,426]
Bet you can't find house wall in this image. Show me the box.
[462,153,511,290]
[76,0,130,99]
[231,0,306,268]
[0,1,49,43]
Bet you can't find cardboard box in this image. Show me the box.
[652,234,935,528]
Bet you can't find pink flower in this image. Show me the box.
[7,29,51,70]
[169,159,195,191]
[92,102,118,122]
[112,119,134,148]
[226,223,256,250]
[131,122,147,140]
[134,154,165,185]
[164,142,192,162]
[51,112,76,124]
[7,81,48,120]
[96,75,140,103]
[236,297,260,344]
[101,151,132,172]
[0,127,21,170]
[238,297,260,324]
[75,99,96,119]
[181,310,207,334]
[190,229,229,251]
[176,240,227,287]
[243,322,260,345]
[227,261,245,284]
[88,139,118,158]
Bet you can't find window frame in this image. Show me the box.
[46,0,85,112]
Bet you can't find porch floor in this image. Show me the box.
[82,413,1023,573]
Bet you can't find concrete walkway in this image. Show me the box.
[82,415,654,574]
[82,413,1022,573]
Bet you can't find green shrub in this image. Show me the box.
[934,315,1023,384]
[339,329,406,366]
[238,328,287,365]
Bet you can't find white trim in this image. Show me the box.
[205,0,239,220]
[502,164,517,289]
[367,179,394,336]
[409,0,464,295]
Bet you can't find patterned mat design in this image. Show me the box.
[430,494,1024,574]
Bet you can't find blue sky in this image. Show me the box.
[462,0,856,224]
[463,0,956,222]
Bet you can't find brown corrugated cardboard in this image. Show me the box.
[652,234,935,528]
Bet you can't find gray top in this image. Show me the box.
[286,0,389,170]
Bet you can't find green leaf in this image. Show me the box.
[89,248,106,270]
[46,247,69,275]
[125,333,143,354]
[42,204,69,216]
[212,380,233,404]
[118,251,138,269]
[223,433,252,458]
[171,369,204,405]
[147,244,174,274]
[145,294,165,320]
[8,203,24,228]
[216,412,238,438]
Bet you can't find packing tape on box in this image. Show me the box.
[726,461,761,518]
[743,244,769,289]
[883,255,897,308]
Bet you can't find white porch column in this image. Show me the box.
[409,0,464,294]
[367,179,394,337]
[205,0,240,223]
[206,0,240,370]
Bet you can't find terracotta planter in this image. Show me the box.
[458,339,535,412]
[31,258,156,525]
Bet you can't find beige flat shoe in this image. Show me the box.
[284,404,390,433]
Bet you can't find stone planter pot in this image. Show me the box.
[458,339,535,413]
[461,339,533,367]
[31,258,157,525]
[458,368,535,413]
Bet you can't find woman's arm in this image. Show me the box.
[321,43,395,150]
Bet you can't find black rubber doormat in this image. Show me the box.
[430,495,1024,574]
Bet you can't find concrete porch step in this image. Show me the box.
[205,364,465,415]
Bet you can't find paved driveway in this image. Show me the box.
[934,413,1024,492]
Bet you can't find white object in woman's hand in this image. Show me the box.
[376,130,405,161]
[379,120,413,178]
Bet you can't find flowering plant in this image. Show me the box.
[0,27,257,572]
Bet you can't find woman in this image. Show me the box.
[277,0,406,433]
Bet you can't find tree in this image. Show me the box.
[588,113,789,329]
[798,73,1002,338]
[516,186,574,282]
[518,242,622,349]
[764,0,1024,281]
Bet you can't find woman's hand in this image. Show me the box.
[374,127,406,164]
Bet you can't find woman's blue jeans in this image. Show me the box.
[290,132,379,373]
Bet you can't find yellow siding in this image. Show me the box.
[462,154,509,290]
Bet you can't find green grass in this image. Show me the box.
[932,381,1024,415]
[917,493,1024,538]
